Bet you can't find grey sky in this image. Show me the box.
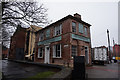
[37,1,118,47]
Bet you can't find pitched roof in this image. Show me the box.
[27,25,42,32]
[36,14,91,33]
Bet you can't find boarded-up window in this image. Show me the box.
[46,29,50,38]
[84,27,87,36]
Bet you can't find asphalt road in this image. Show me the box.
[86,62,120,79]
[2,60,58,80]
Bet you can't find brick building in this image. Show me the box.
[9,25,42,60]
[2,45,9,59]
[113,44,120,60]
[35,13,92,65]
[25,25,42,61]
[9,26,27,60]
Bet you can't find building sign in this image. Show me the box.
[64,44,69,47]
[38,36,61,45]
[71,34,90,42]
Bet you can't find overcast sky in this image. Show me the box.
[37,0,119,48]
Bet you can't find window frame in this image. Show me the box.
[46,29,50,38]
[53,44,61,58]
[71,45,77,57]
[72,22,76,33]
[84,27,87,36]
[54,24,62,36]
[38,47,43,58]
[79,23,83,33]
[39,33,44,41]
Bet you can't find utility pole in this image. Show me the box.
[113,38,116,57]
[107,29,111,63]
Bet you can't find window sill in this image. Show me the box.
[52,57,62,59]
[38,57,43,59]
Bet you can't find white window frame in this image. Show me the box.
[53,44,61,58]
[54,24,62,36]
[38,47,43,58]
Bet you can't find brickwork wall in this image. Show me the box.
[9,28,27,59]
[35,15,92,65]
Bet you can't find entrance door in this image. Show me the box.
[44,46,50,63]
[85,47,89,64]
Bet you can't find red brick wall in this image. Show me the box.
[35,18,91,65]
[9,28,27,59]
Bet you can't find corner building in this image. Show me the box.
[35,13,92,65]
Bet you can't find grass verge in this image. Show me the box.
[22,71,55,80]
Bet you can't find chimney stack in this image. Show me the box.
[74,13,81,20]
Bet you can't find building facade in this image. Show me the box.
[9,25,42,61]
[35,13,92,65]
[25,25,42,61]
[2,45,9,59]
[113,44,120,60]
[9,26,27,60]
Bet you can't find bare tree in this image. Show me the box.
[1,2,49,47]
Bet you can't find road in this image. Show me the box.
[86,62,120,79]
[2,60,59,80]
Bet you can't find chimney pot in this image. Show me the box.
[74,13,81,20]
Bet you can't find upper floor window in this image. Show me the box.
[38,47,43,58]
[71,45,77,57]
[53,44,61,58]
[54,24,62,36]
[72,22,76,32]
[46,29,50,38]
[39,33,44,41]
[84,27,87,36]
[79,23,83,33]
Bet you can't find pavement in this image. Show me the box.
[2,60,59,80]
[86,62,120,79]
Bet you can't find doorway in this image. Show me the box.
[44,46,50,63]
[85,46,89,64]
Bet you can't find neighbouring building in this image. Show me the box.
[35,13,92,65]
[9,25,27,60]
[25,25,42,61]
[9,25,42,61]
[2,45,9,59]
[113,44,120,60]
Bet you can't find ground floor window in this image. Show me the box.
[71,45,77,57]
[38,47,43,58]
[53,44,61,58]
